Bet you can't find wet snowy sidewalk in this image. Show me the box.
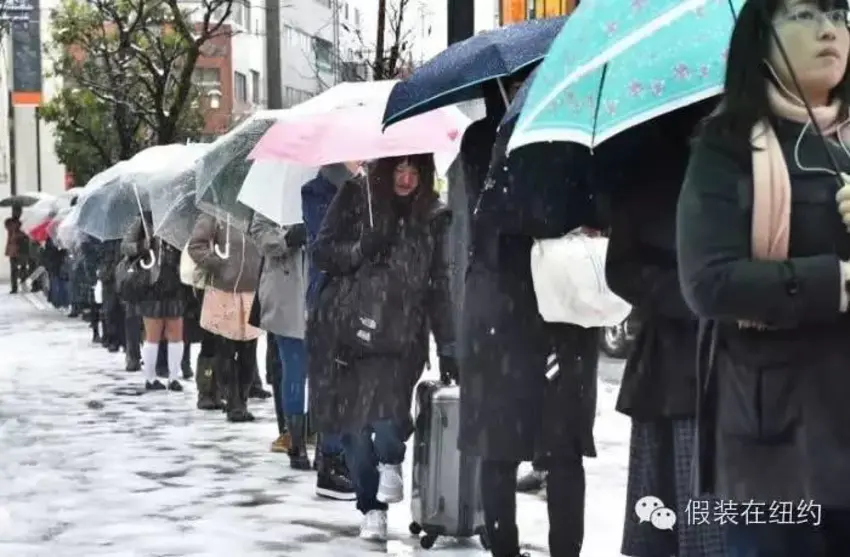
[0,293,629,556]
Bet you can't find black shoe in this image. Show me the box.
[145,380,166,391]
[181,360,193,380]
[125,357,141,372]
[316,461,356,500]
[197,396,224,411]
[288,448,312,470]
[249,386,272,400]
[168,380,183,392]
[226,408,255,422]
[67,310,79,318]
[516,470,546,494]
[107,343,120,353]
[92,332,101,344]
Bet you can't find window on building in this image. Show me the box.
[354,7,360,25]
[193,67,221,87]
[232,0,244,26]
[283,86,313,107]
[234,71,248,102]
[251,70,261,104]
[315,0,331,6]
[314,37,333,71]
[500,0,577,22]
[343,2,349,19]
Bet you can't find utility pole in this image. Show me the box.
[374,0,386,79]
[265,0,282,108]
[331,0,340,83]
[447,0,474,45]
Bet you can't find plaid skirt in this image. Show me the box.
[621,418,727,557]
[133,298,186,319]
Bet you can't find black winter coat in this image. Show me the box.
[678,119,850,507]
[458,118,601,463]
[121,215,182,303]
[307,177,454,436]
[604,139,699,421]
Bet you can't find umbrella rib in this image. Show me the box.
[589,63,609,150]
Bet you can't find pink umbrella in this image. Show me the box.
[248,100,469,166]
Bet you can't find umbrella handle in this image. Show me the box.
[139,249,156,269]
[214,242,230,259]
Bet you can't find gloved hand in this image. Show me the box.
[439,356,459,384]
[837,172,850,228]
[358,217,396,260]
[284,223,307,248]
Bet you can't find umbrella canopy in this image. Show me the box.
[237,159,318,226]
[148,143,211,248]
[507,0,737,149]
[507,0,718,151]
[77,145,193,241]
[0,192,49,208]
[194,114,283,229]
[382,17,565,127]
[249,80,471,166]
[195,84,398,227]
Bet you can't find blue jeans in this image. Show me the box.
[274,335,306,417]
[341,420,406,514]
[50,277,69,308]
[321,433,344,455]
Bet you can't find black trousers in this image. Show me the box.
[215,338,257,411]
[102,283,125,347]
[481,456,585,557]
[125,313,142,361]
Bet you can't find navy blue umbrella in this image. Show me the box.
[382,16,566,128]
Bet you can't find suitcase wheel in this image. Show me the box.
[408,522,422,535]
[420,534,437,549]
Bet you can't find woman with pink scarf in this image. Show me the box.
[678,0,850,555]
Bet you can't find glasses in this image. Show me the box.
[779,7,849,27]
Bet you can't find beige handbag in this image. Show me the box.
[179,242,208,289]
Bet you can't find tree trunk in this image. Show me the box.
[374,0,386,79]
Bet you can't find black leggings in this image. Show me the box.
[481,457,585,557]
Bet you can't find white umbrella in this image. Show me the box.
[237,159,318,226]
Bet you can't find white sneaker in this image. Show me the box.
[359,509,388,541]
[376,463,404,503]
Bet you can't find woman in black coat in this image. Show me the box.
[678,2,850,555]
[308,154,455,541]
[602,103,725,557]
[459,110,602,557]
[121,211,185,392]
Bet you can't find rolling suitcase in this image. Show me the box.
[409,380,490,550]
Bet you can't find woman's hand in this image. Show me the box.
[836,173,850,228]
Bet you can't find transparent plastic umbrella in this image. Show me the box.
[148,143,211,249]
[194,114,282,230]
[76,145,193,242]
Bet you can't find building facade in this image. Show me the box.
[500,0,579,23]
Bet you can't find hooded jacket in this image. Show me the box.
[302,164,354,309]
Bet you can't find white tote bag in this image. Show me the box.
[180,243,208,289]
[530,233,632,328]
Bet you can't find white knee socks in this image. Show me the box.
[167,342,184,382]
[142,342,159,382]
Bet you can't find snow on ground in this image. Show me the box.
[0,293,630,556]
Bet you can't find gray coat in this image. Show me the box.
[248,213,307,339]
[679,119,850,507]
[187,213,261,293]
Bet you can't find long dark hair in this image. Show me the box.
[368,154,438,221]
[703,0,850,154]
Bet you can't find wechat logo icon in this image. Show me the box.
[635,495,677,531]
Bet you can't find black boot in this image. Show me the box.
[286,415,312,470]
[125,314,142,371]
[315,450,356,500]
[181,341,193,380]
[248,361,272,399]
[196,355,224,411]
[225,358,255,423]
[155,340,169,378]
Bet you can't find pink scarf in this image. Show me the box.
[751,82,848,260]
[741,83,847,328]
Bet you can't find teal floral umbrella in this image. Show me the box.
[509,0,741,150]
